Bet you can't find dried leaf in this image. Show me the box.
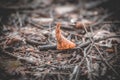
[55,22,76,50]
[75,19,93,29]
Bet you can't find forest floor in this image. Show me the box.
[0,0,120,80]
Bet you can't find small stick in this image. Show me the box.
[26,39,47,46]
[38,44,57,51]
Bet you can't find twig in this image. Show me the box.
[84,46,93,80]
[26,39,47,46]
[61,26,75,31]
[27,18,44,29]
[69,65,79,80]
[16,11,23,27]
[29,71,71,75]
[79,22,94,80]
[39,44,57,50]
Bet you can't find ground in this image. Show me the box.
[0,0,120,80]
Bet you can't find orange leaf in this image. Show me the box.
[55,22,76,50]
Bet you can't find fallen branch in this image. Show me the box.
[39,35,120,51]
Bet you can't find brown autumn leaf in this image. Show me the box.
[55,22,76,50]
[75,19,93,29]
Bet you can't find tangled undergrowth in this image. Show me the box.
[0,0,120,80]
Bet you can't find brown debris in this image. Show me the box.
[0,0,120,80]
[6,37,22,46]
[75,19,93,29]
